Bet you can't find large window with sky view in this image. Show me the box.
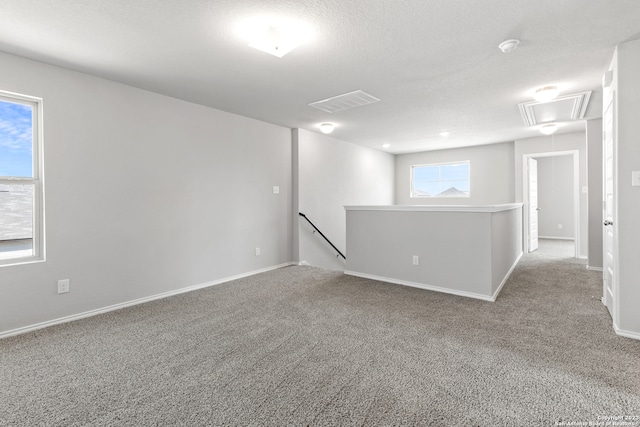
[411,161,470,198]
[0,91,43,265]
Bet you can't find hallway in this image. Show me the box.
[531,238,577,261]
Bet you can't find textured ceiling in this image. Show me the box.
[1,0,639,153]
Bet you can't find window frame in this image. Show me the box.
[410,160,471,199]
[0,90,45,267]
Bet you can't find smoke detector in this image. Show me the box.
[498,39,520,53]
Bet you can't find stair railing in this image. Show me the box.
[298,212,346,260]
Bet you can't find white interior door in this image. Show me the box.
[528,158,539,253]
[603,97,616,317]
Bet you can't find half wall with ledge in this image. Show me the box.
[344,204,523,301]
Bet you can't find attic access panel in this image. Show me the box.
[518,91,592,126]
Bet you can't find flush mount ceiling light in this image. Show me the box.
[319,123,335,134]
[382,143,391,148]
[239,18,311,58]
[539,123,558,135]
[439,131,451,137]
[498,39,520,53]
[533,86,560,102]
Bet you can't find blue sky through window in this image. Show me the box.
[413,162,470,197]
[0,99,33,178]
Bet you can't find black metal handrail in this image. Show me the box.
[299,212,346,260]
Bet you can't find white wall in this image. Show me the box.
[345,205,522,301]
[490,208,523,295]
[0,52,293,335]
[295,129,394,271]
[395,142,515,205]
[613,39,640,337]
[514,132,588,258]
[536,155,575,239]
[586,119,603,270]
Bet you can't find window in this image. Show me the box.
[0,90,44,266]
[411,161,470,198]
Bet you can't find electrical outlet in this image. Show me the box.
[255,247,261,256]
[272,186,280,194]
[57,279,70,294]
[412,255,420,266]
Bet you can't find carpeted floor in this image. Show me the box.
[1,239,639,426]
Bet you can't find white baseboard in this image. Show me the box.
[491,251,523,301]
[343,271,495,302]
[0,262,295,340]
[586,265,603,272]
[345,252,523,303]
[538,236,575,241]
[613,323,640,341]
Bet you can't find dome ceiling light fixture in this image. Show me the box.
[539,123,558,135]
[239,17,311,58]
[498,39,520,53]
[534,86,560,102]
[439,131,451,137]
[319,123,335,134]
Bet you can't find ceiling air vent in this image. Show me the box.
[308,90,380,113]
[518,91,592,126]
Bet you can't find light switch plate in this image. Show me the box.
[272,186,280,194]
[632,171,640,187]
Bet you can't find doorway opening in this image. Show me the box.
[523,150,580,259]
[532,238,576,260]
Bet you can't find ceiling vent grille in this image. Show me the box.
[308,90,380,113]
[518,91,592,126]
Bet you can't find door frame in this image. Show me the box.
[602,95,618,322]
[527,157,539,252]
[522,150,580,258]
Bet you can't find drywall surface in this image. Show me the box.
[536,155,575,239]
[345,205,522,300]
[395,141,515,205]
[490,207,523,296]
[586,119,603,270]
[295,129,394,271]
[615,39,640,337]
[0,52,292,334]
[515,132,588,258]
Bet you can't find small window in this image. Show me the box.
[411,161,470,198]
[0,90,44,266]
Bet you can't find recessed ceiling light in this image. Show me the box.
[239,18,311,58]
[439,131,450,137]
[382,143,391,148]
[534,86,560,102]
[539,123,558,135]
[319,123,335,134]
[498,39,520,53]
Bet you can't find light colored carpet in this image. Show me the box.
[1,239,639,426]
